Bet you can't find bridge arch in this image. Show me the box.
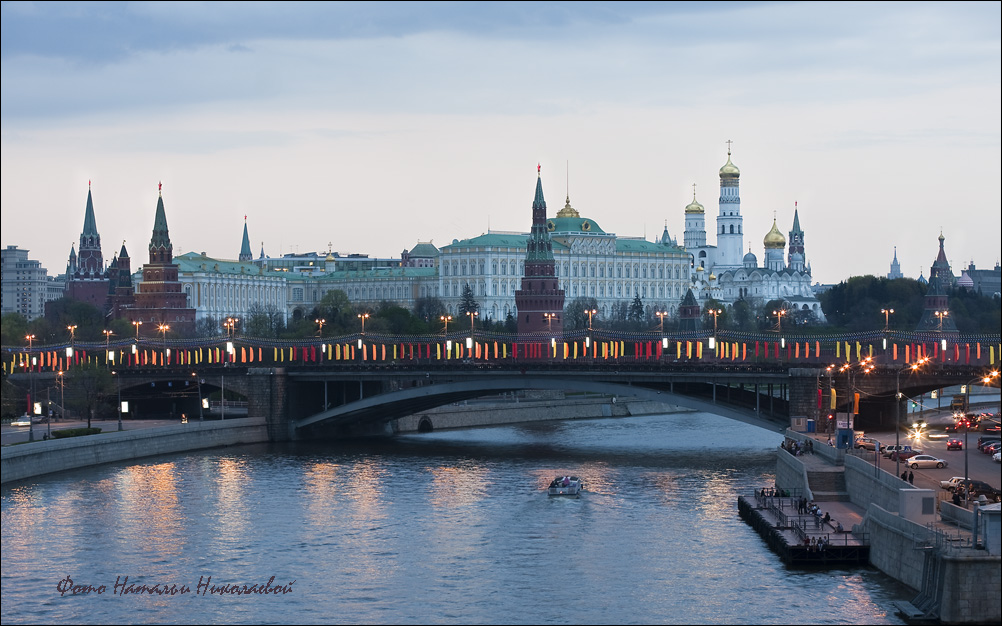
[293,375,790,435]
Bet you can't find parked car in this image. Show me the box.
[957,480,1002,503]
[977,437,1000,450]
[983,442,1002,455]
[940,476,967,490]
[883,445,916,458]
[855,438,883,451]
[946,438,963,451]
[890,449,922,461]
[994,452,1001,463]
[908,455,947,469]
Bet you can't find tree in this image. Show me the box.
[414,296,446,324]
[459,283,479,316]
[64,362,115,428]
[245,305,286,338]
[702,298,728,330]
[628,293,645,323]
[564,297,599,330]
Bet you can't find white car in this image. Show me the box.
[908,455,947,469]
[994,452,1001,463]
[940,476,967,490]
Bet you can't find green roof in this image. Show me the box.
[316,267,437,281]
[175,252,286,277]
[546,216,606,234]
[441,232,571,252]
[409,242,440,257]
[615,238,686,254]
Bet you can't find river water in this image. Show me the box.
[1,412,910,624]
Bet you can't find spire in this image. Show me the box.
[239,215,252,261]
[82,185,99,236]
[149,182,173,263]
[791,203,802,234]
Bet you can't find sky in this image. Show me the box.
[2,1,1000,286]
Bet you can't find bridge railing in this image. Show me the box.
[5,332,1001,376]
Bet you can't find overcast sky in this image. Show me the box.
[2,1,999,286]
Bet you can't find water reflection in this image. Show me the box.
[1,412,909,625]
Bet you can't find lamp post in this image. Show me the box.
[194,372,204,422]
[133,320,143,341]
[357,312,369,334]
[103,329,114,367]
[112,370,123,431]
[543,312,555,333]
[584,308,597,331]
[440,315,452,334]
[157,323,170,364]
[315,318,326,337]
[26,334,36,442]
[224,317,239,338]
[467,310,479,333]
[708,308,722,353]
[656,311,668,333]
[58,370,65,422]
[895,357,929,478]
[881,308,894,351]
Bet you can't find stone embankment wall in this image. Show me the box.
[863,504,1001,624]
[392,392,688,432]
[1,418,270,484]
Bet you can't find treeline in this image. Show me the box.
[818,276,1001,333]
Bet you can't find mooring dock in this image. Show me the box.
[738,490,870,567]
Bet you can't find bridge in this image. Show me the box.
[5,329,999,440]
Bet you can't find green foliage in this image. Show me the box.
[459,283,479,316]
[702,298,728,330]
[628,293,645,322]
[564,297,599,330]
[64,362,116,428]
[51,427,103,439]
[413,297,446,324]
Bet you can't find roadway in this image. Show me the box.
[1,418,182,446]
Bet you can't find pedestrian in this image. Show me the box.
[901,471,908,481]
[908,471,914,485]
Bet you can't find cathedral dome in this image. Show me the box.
[763,219,786,249]
[719,154,740,179]
[685,196,704,214]
[743,250,758,265]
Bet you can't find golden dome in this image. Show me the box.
[685,195,705,214]
[709,272,716,281]
[325,253,335,262]
[556,195,580,218]
[719,152,740,179]
[763,219,786,249]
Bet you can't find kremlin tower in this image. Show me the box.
[515,165,565,335]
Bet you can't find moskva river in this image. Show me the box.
[1,412,910,624]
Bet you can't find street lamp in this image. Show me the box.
[133,320,143,341]
[881,308,894,330]
[57,370,65,423]
[315,318,326,337]
[194,372,204,422]
[224,317,239,338]
[357,312,370,334]
[158,323,170,363]
[895,357,930,478]
[25,334,36,442]
[66,324,78,359]
[440,315,452,334]
[466,311,479,333]
[103,330,114,366]
[584,308,597,331]
[543,312,556,333]
[112,370,123,431]
[656,311,668,333]
[708,308,722,350]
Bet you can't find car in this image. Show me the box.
[908,455,947,469]
[946,438,963,450]
[994,452,1001,463]
[883,445,916,458]
[940,476,967,490]
[855,438,883,451]
[890,449,922,461]
[977,437,1000,450]
[983,442,1002,455]
[956,480,1002,503]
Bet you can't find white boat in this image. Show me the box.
[548,476,583,497]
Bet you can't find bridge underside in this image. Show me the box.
[293,375,791,436]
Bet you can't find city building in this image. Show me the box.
[514,166,565,334]
[961,260,1001,298]
[916,233,958,333]
[63,183,110,308]
[888,247,903,280]
[1,246,59,320]
[683,149,826,322]
[122,185,196,333]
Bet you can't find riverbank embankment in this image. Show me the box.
[1,418,269,485]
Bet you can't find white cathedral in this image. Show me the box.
[683,146,826,322]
